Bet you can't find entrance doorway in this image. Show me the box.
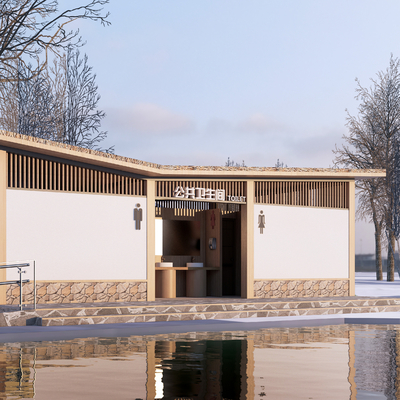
[222,214,241,296]
[154,201,242,298]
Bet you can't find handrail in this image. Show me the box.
[0,261,36,310]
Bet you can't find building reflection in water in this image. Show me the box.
[350,327,400,400]
[1,325,400,399]
[148,340,249,399]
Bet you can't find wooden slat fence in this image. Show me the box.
[255,180,348,209]
[7,152,145,196]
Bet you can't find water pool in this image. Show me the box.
[0,324,396,399]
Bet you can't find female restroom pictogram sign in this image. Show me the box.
[258,210,265,234]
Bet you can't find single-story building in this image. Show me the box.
[0,132,385,304]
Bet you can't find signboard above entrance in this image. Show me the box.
[173,186,246,203]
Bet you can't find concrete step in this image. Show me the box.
[3,297,400,326]
[27,297,400,317]
[39,297,400,326]
[40,303,400,326]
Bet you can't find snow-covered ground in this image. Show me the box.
[355,272,400,297]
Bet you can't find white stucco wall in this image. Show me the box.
[254,205,349,280]
[6,190,147,281]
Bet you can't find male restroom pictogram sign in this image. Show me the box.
[134,204,142,230]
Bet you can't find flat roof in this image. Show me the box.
[0,131,386,180]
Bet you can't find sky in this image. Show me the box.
[64,0,400,255]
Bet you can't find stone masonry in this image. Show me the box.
[6,281,147,305]
[254,279,349,298]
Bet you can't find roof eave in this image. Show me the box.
[0,133,386,180]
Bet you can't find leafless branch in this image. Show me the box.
[0,0,110,81]
[0,47,112,152]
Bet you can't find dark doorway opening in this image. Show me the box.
[222,213,241,296]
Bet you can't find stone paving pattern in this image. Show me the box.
[254,279,349,298]
[2,296,400,327]
[6,281,147,305]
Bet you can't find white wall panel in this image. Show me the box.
[155,218,163,256]
[254,205,349,279]
[6,190,147,281]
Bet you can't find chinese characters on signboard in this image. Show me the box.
[173,186,246,203]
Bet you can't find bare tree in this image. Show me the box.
[334,55,400,281]
[357,179,385,280]
[0,48,112,152]
[0,0,110,81]
[17,60,61,139]
[60,47,111,151]
[225,157,246,167]
[0,62,18,132]
[275,159,287,168]
[46,53,67,140]
[335,93,387,280]
[0,59,61,138]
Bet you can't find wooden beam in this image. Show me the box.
[0,151,7,303]
[241,180,254,298]
[348,180,355,296]
[146,180,156,301]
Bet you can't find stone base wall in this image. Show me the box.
[6,281,147,305]
[254,279,349,298]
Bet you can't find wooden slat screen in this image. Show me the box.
[155,199,212,218]
[155,200,211,211]
[155,200,240,217]
[255,181,348,209]
[7,152,145,196]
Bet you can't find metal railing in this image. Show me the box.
[0,261,36,310]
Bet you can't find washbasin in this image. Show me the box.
[186,263,203,268]
[156,262,173,268]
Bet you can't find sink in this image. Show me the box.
[186,263,203,268]
[156,262,173,268]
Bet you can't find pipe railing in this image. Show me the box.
[0,261,36,310]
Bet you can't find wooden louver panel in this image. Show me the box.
[7,152,146,196]
[254,180,349,209]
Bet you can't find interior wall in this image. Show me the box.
[222,213,241,296]
[254,204,349,280]
[205,208,222,269]
[157,208,205,267]
[163,220,201,256]
[6,190,147,281]
[235,213,241,295]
